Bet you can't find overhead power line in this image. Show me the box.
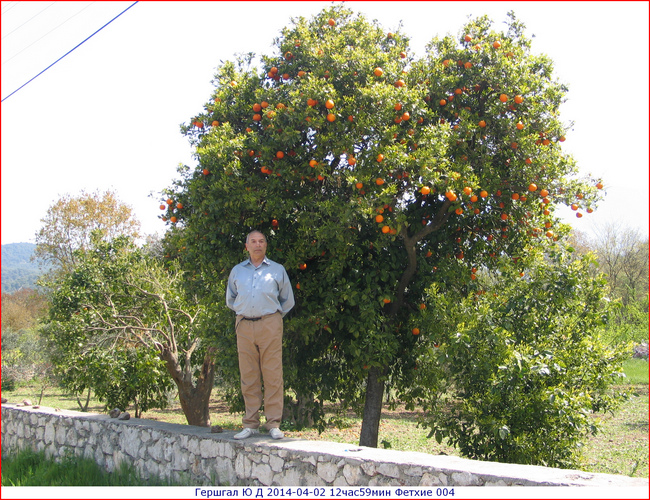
[1,1,138,103]
[2,2,96,65]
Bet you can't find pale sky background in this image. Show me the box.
[2,1,648,246]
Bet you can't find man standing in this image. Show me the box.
[226,230,295,440]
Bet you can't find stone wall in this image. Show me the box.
[2,404,647,488]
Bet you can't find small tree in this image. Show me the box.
[43,235,215,425]
[34,190,141,277]
[403,246,628,468]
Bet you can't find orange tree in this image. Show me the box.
[161,7,604,447]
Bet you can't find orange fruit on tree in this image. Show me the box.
[375,214,384,223]
[276,151,285,159]
[381,225,391,234]
[445,190,457,202]
[376,178,385,185]
[159,204,166,210]
[395,79,405,88]
[383,297,391,303]
[373,67,384,77]
[328,18,335,26]
[325,99,335,109]
[470,195,478,202]
[412,328,420,335]
[394,102,403,111]
[463,186,472,195]
[420,186,431,195]
[299,263,307,270]
[176,202,184,209]
[376,153,385,162]
[478,120,486,128]
[348,156,356,165]
[252,103,262,112]
[514,95,523,104]
[402,111,410,121]
[309,159,318,168]
[464,34,472,42]
[166,198,174,205]
[528,183,538,192]
[516,122,524,130]
[170,216,177,223]
[480,190,488,198]
[501,213,509,221]
[327,113,336,122]
[253,113,262,121]
[355,182,363,189]
[261,101,269,108]
[439,99,447,106]
[596,182,604,189]
[493,40,501,49]
[511,193,520,200]
[571,203,579,211]
[499,94,508,102]
[419,303,426,310]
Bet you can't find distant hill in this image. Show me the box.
[1,243,44,293]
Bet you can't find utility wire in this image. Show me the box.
[1,1,138,103]
[2,2,56,40]
[2,2,96,66]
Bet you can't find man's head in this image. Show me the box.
[245,230,267,262]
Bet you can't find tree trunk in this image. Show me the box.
[359,366,386,448]
[161,349,216,427]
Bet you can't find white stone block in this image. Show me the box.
[317,461,339,483]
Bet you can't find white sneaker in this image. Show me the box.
[269,427,284,440]
[234,428,259,440]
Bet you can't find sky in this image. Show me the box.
[1,1,648,246]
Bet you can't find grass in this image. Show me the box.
[3,359,647,481]
[0,447,179,486]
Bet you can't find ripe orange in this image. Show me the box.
[325,99,335,109]
[412,328,420,335]
[374,67,384,77]
[463,186,472,195]
[511,193,520,200]
[420,186,431,195]
[166,198,174,205]
[253,113,262,121]
[252,103,262,112]
[327,113,336,122]
[419,303,426,310]
[464,34,472,42]
[455,207,463,215]
[402,111,411,121]
[376,153,385,162]
[375,214,384,223]
[381,225,390,234]
[400,51,407,59]
[355,182,363,189]
[260,101,269,108]
[328,18,335,26]
[470,195,478,202]
[501,213,509,221]
[309,159,318,168]
[525,157,533,164]
[176,202,184,209]
[499,94,508,103]
[376,178,385,185]
[439,99,447,106]
[348,156,357,165]
[570,203,579,211]
[528,183,538,192]
[478,120,486,128]
[383,297,391,303]
[493,40,501,49]
[514,95,523,104]
[516,122,524,130]
[170,216,177,223]
[395,79,405,88]
[576,212,583,218]
[464,61,472,69]
[276,151,284,159]
[596,182,604,189]
[445,190,457,202]
[159,204,166,210]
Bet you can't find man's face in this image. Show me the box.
[245,232,267,259]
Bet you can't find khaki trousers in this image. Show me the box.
[235,312,283,429]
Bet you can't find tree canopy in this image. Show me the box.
[161,6,611,454]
